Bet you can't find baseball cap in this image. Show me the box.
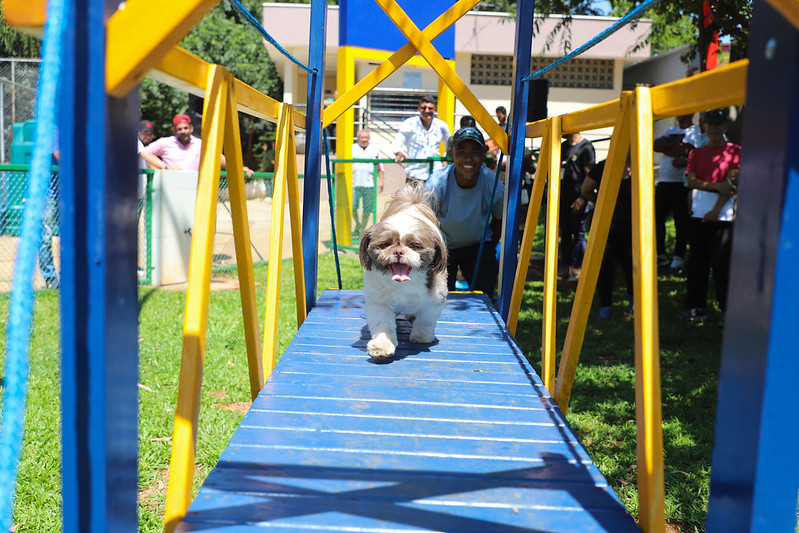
[702,108,730,124]
[451,127,486,150]
[172,114,192,126]
[139,120,154,132]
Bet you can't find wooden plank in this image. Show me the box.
[179,290,638,532]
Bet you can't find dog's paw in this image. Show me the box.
[409,329,436,344]
[367,335,396,358]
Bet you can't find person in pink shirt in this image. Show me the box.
[682,108,741,325]
[143,114,252,176]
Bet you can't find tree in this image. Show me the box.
[0,5,42,58]
[140,0,283,167]
[611,0,751,67]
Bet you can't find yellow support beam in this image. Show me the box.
[164,64,228,532]
[262,103,298,376]
[650,60,747,120]
[223,77,265,401]
[507,122,552,335]
[555,95,631,413]
[3,0,46,32]
[540,118,563,394]
[630,86,665,533]
[322,0,480,128]
[106,0,220,97]
[764,0,799,31]
[335,46,356,248]
[373,0,508,153]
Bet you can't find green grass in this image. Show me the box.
[1,240,724,532]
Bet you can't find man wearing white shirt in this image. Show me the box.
[351,129,384,235]
[392,97,450,183]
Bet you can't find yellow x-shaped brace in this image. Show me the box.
[323,0,508,153]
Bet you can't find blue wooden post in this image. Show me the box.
[60,0,139,529]
[706,1,799,530]
[301,0,328,311]
[497,0,534,319]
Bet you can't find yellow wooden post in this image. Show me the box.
[262,103,296,375]
[164,64,228,532]
[438,74,456,139]
[284,128,308,329]
[541,117,562,394]
[554,96,632,413]
[335,46,356,247]
[223,74,265,400]
[630,86,665,533]
[507,123,550,335]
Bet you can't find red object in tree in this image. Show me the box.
[703,1,719,70]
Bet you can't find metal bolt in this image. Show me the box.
[765,38,777,60]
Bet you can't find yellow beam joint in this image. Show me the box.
[560,99,621,134]
[630,86,665,533]
[164,64,228,532]
[373,0,508,153]
[650,60,747,120]
[106,0,220,97]
[262,103,296,376]
[507,121,552,335]
[555,95,631,413]
[525,119,548,140]
[223,77,265,400]
[322,0,480,128]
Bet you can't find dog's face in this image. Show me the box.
[359,214,446,283]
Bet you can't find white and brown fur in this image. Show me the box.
[359,184,448,359]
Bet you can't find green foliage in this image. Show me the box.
[0,6,41,58]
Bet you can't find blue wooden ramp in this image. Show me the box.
[179,290,639,532]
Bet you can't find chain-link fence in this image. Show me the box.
[0,59,40,165]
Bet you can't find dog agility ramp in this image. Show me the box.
[177,289,639,532]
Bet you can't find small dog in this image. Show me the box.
[359,184,448,359]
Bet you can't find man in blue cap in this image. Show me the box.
[425,127,504,298]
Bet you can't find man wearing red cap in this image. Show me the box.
[143,114,202,170]
[143,114,252,176]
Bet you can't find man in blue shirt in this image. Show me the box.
[425,127,504,297]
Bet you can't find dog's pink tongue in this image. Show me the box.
[390,263,411,282]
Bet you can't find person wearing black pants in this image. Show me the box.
[446,243,499,297]
[573,158,633,319]
[683,108,741,324]
[684,219,733,314]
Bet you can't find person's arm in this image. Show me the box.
[571,176,599,213]
[377,162,384,192]
[140,150,169,170]
[701,168,739,221]
[220,153,254,177]
[489,217,502,246]
[392,122,410,163]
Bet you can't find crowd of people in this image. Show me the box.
[351,95,742,321]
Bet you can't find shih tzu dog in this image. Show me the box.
[359,184,448,359]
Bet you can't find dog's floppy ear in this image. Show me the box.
[359,227,375,270]
[431,238,447,274]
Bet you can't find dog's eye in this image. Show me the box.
[408,242,424,251]
[375,240,392,249]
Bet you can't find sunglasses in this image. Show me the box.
[420,105,436,111]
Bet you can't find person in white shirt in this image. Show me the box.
[392,96,450,183]
[352,129,384,235]
[653,114,705,270]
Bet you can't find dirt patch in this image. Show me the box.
[210,390,227,399]
[138,468,169,516]
[215,401,252,415]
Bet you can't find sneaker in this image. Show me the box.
[669,256,685,270]
[557,266,569,280]
[680,307,707,321]
[657,254,670,267]
[598,306,611,319]
[137,268,146,278]
[568,267,581,283]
